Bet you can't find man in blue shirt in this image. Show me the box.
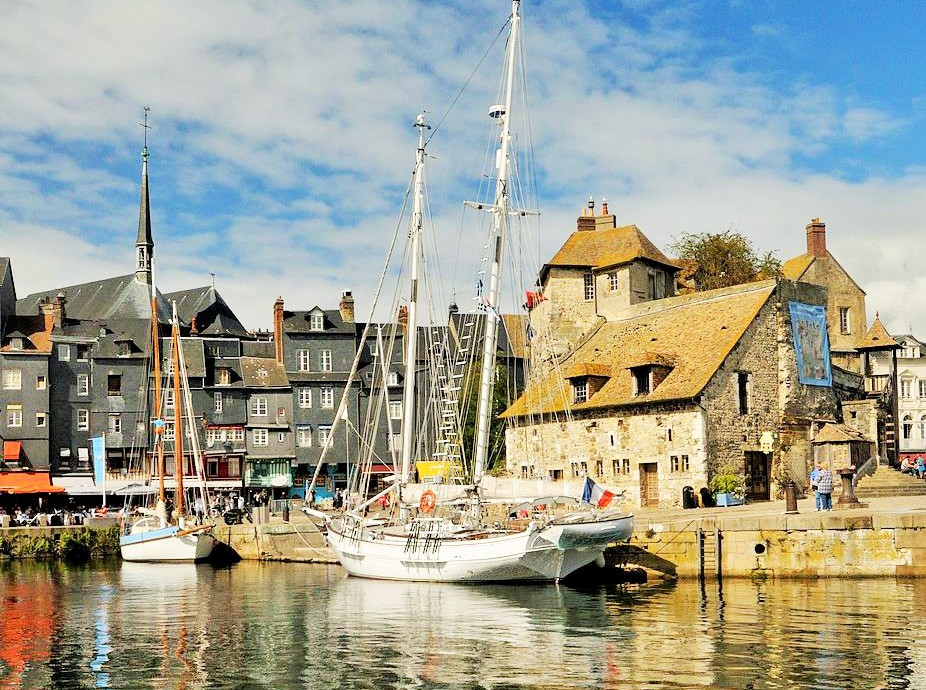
[810,462,822,511]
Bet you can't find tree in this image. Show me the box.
[670,230,781,293]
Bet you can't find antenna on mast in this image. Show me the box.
[139,106,151,158]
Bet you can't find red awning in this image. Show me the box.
[3,441,21,461]
[0,472,65,494]
[370,464,394,474]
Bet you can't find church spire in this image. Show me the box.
[135,106,154,284]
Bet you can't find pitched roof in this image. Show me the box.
[240,357,288,387]
[542,223,678,279]
[282,308,355,335]
[164,286,249,338]
[781,253,814,281]
[17,275,170,322]
[501,314,528,359]
[812,423,869,444]
[502,280,777,418]
[855,314,898,351]
[1,314,51,353]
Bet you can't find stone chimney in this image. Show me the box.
[41,292,66,330]
[273,296,284,365]
[806,218,827,257]
[398,305,409,332]
[577,196,617,232]
[339,290,355,323]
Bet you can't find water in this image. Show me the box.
[1,560,924,690]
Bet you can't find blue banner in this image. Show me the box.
[91,436,106,486]
[789,302,832,387]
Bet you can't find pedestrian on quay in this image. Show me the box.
[810,461,822,511]
[817,465,834,511]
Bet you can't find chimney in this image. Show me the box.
[50,292,66,328]
[190,314,199,335]
[577,195,617,232]
[601,198,609,216]
[806,218,827,257]
[339,290,355,323]
[398,305,409,332]
[273,296,284,365]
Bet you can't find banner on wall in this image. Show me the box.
[789,302,832,387]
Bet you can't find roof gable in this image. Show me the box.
[543,224,678,280]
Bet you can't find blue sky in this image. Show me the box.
[2,0,926,335]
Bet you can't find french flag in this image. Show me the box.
[581,477,615,508]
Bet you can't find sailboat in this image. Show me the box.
[305,0,633,582]
[119,140,215,563]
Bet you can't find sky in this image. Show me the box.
[2,0,926,336]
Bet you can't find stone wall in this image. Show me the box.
[801,255,867,374]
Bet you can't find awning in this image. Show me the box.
[0,471,66,494]
[370,464,394,474]
[3,441,21,461]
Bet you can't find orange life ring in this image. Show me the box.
[419,490,436,514]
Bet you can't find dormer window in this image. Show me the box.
[216,367,231,386]
[631,366,651,396]
[565,364,611,404]
[310,314,324,331]
[573,379,588,404]
[10,338,22,351]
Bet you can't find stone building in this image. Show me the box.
[503,205,846,508]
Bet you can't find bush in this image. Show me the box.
[709,465,746,498]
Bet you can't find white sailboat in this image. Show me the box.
[120,139,215,563]
[306,0,632,582]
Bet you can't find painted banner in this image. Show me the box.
[91,435,106,486]
[789,302,832,387]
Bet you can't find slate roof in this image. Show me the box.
[541,223,679,280]
[89,319,150,358]
[502,280,778,418]
[855,314,899,351]
[17,275,171,322]
[240,357,289,387]
[164,286,249,338]
[282,308,354,335]
[160,337,207,378]
[242,341,275,358]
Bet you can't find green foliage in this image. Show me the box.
[461,360,518,476]
[709,464,746,498]
[670,230,782,292]
[1,527,120,560]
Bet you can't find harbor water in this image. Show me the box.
[2,560,925,689]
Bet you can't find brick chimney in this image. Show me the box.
[806,218,827,257]
[41,292,66,330]
[577,196,617,232]
[339,290,355,323]
[273,296,284,365]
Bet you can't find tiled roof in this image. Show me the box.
[813,423,869,444]
[1,315,51,353]
[781,253,814,280]
[164,286,249,338]
[543,223,678,278]
[240,357,289,387]
[500,314,528,359]
[502,280,777,418]
[856,314,898,351]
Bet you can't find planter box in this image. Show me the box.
[715,492,744,507]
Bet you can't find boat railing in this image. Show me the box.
[405,517,445,554]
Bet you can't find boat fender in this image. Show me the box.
[595,553,606,568]
[419,490,437,514]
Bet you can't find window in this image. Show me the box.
[214,392,223,413]
[387,371,399,386]
[163,422,175,440]
[387,432,402,452]
[388,400,402,420]
[109,414,121,434]
[903,415,913,440]
[107,374,121,396]
[369,342,379,358]
[297,426,312,447]
[571,461,587,478]
[595,460,604,476]
[253,429,268,446]
[901,379,913,399]
[622,458,630,474]
[36,375,46,391]
[228,458,241,476]
[76,344,90,361]
[77,374,89,396]
[215,367,231,386]
[839,307,851,335]
[573,379,588,404]
[278,432,285,444]
[920,416,926,439]
[298,349,310,371]
[298,388,312,409]
[631,367,651,396]
[310,314,324,331]
[58,344,70,361]
[251,397,268,416]
[609,272,619,292]
[10,337,22,350]
[612,458,622,475]
[7,404,22,427]
[164,388,174,409]
[667,428,673,442]
[738,372,750,415]
[36,412,46,428]
[320,386,334,409]
[77,409,89,431]
[2,369,21,390]
[670,454,690,472]
[318,425,331,446]
[583,272,595,301]
[919,381,926,399]
[320,349,332,372]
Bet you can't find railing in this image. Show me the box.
[866,375,891,394]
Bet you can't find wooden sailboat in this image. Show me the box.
[119,140,214,563]
[306,0,633,582]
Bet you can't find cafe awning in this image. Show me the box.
[0,471,66,494]
[3,441,21,461]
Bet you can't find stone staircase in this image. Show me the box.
[854,465,926,498]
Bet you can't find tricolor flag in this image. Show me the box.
[581,476,615,508]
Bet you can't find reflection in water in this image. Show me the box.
[1,561,926,688]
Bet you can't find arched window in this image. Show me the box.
[919,415,926,439]
[903,414,914,440]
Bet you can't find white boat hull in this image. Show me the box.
[120,523,215,562]
[322,512,634,582]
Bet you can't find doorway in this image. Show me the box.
[640,462,659,507]
[744,451,770,501]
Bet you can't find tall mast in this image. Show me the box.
[399,113,430,486]
[171,302,186,524]
[473,0,520,483]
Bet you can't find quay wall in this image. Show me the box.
[218,521,337,563]
[620,511,926,579]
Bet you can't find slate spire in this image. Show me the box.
[135,107,154,284]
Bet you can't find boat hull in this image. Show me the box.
[323,512,634,582]
[120,525,215,562]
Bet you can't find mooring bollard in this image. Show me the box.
[785,479,798,514]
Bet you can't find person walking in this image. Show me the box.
[817,465,834,511]
[810,462,823,511]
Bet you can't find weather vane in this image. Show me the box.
[139,106,151,156]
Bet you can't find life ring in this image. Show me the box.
[419,490,436,514]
